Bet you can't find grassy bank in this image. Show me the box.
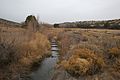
[0,27,50,80]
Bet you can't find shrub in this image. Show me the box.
[63,58,90,77]
[62,48,105,76]
[108,47,120,58]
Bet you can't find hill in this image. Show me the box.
[0,18,21,28]
[54,19,120,29]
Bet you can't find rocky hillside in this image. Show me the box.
[54,19,120,29]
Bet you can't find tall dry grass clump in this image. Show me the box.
[18,32,50,65]
[62,48,105,77]
[108,47,120,59]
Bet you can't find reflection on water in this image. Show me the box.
[30,42,59,80]
[51,46,59,51]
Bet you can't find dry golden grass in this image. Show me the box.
[0,27,50,80]
[40,28,65,40]
[108,47,120,58]
[61,48,105,76]
[49,28,120,79]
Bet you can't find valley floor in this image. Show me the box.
[0,26,120,80]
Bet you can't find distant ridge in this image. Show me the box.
[54,19,120,29]
[0,18,21,27]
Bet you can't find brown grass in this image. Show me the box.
[50,28,120,80]
[61,48,105,76]
[108,47,120,58]
[0,27,50,80]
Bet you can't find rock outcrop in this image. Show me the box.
[25,15,39,32]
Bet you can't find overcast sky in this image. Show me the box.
[0,0,120,23]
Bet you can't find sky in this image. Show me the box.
[0,0,120,23]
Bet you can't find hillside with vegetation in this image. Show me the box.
[0,18,21,28]
[54,19,120,29]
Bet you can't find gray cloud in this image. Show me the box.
[0,0,120,23]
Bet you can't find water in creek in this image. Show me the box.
[30,41,59,80]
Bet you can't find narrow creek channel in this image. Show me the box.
[30,39,59,80]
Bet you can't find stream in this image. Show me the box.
[30,40,59,80]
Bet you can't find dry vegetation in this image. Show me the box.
[50,28,120,80]
[62,48,105,77]
[40,28,64,40]
[0,17,120,80]
[0,27,50,80]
